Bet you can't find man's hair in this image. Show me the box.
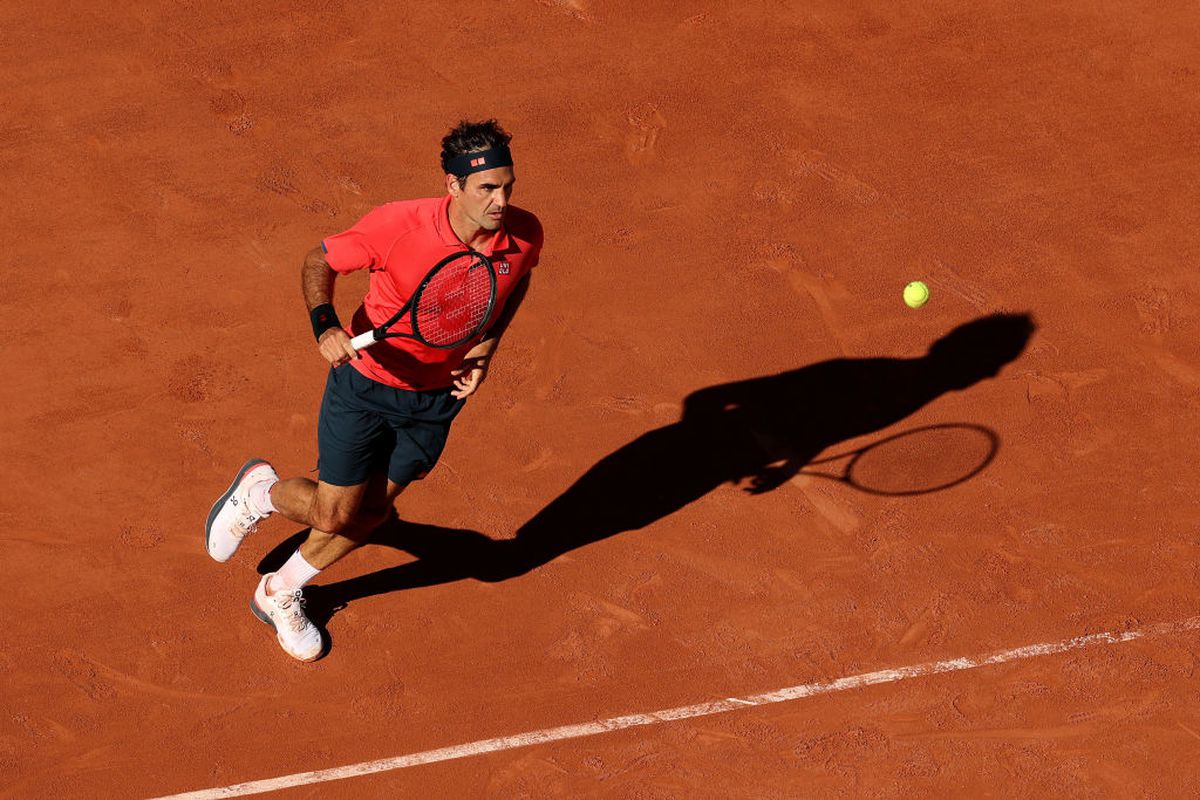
[441,119,513,187]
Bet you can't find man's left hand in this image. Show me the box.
[450,358,488,399]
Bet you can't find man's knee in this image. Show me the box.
[314,503,389,538]
[308,501,348,535]
[309,476,399,537]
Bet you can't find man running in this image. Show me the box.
[204,119,543,661]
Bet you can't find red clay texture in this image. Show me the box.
[2,1,1199,798]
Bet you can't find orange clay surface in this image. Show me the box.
[3,2,1200,798]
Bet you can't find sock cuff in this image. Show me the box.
[270,549,321,593]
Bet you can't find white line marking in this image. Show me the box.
[149,616,1200,800]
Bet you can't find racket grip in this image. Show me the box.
[349,330,379,351]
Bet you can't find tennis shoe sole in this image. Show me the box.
[205,458,275,562]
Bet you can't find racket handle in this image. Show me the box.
[349,330,379,351]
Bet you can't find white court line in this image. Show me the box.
[150,616,1200,800]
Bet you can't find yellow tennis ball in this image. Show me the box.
[903,280,930,308]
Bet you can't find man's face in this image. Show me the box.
[448,166,516,231]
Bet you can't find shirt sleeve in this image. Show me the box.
[320,205,395,274]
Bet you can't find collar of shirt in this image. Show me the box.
[434,194,515,257]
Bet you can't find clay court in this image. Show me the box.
[4,1,1199,797]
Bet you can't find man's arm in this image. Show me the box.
[302,246,359,367]
[450,272,532,398]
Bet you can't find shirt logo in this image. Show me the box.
[496,260,510,275]
[470,156,487,167]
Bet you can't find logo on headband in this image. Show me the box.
[444,146,514,176]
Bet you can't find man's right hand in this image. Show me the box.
[318,328,360,367]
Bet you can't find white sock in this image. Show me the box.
[249,478,278,515]
[268,549,321,594]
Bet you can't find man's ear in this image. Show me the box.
[445,173,462,196]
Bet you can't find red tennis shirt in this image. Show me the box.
[321,195,543,390]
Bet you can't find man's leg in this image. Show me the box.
[269,472,405,574]
[249,473,405,662]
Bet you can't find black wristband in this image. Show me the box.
[310,303,341,341]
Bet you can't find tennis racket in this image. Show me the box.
[350,249,497,351]
[798,423,998,496]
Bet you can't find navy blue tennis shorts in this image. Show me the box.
[316,364,466,487]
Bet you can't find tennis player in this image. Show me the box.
[204,120,543,661]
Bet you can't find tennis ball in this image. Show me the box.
[903,280,930,309]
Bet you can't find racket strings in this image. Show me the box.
[413,257,494,346]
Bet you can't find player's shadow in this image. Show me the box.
[262,312,1035,626]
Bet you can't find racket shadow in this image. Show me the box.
[284,311,1034,621]
[799,423,1000,496]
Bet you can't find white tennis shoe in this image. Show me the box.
[251,574,324,662]
[205,459,277,562]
